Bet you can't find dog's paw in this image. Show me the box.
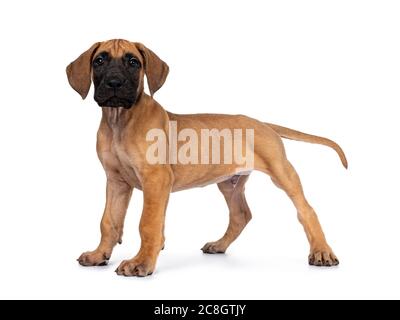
[201,241,227,254]
[115,258,154,277]
[308,248,339,267]
[77,250,110,266]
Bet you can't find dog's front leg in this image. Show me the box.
[78,178,133,266]
[116,167,173,277]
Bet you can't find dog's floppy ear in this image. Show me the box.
[135,42,169,97]
[66,42,101,99]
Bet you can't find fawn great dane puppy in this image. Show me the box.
[66,39,347,277]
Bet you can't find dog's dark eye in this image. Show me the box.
[129,57,140,68]
[93,57,104,67]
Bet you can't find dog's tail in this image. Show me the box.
[266,123,348,169]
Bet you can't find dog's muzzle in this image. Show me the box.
[95,77,137,109]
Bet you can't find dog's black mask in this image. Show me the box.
[92,51,141,109]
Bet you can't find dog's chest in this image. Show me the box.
[108,139,143,190]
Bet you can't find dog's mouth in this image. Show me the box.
[98,96,135,109]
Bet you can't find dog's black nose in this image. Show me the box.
[106,78,123,89]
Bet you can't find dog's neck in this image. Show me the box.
[101,93,148,129]
[100,93,154,141]
[102,107,132,129]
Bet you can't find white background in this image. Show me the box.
[0,0,399,300]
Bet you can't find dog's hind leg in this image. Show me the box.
[202,174,252,254]
[268,159,339,266]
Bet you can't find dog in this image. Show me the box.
[66,39,347,277]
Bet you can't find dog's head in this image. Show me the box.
[66,39,169,109]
